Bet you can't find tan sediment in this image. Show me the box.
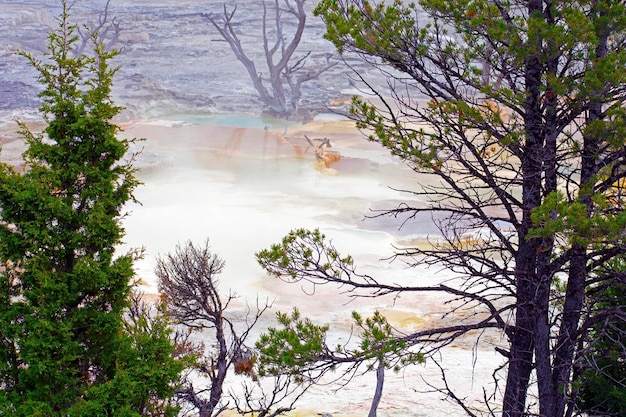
[116,116,375,178]
[297,118,359,135]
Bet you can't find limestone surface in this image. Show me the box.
[0,0,356,118]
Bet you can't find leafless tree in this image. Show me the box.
[203,0,336,118]
[72,0,121,56]
[156,240,313,417]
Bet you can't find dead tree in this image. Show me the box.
[156,240,311,417]
[73,0,121,56]
[203,0,336,118]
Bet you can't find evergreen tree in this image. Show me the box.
[576,258,626,416]
[257,1,626,416]
[0,4,183,415]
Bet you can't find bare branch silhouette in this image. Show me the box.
[203,0,337,117]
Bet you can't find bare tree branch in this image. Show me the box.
[157,240,307,417]
[203,0,337,117]
[73,0,121,56]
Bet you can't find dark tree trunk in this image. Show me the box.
[208,318,229,415]
[536,4,561,415]
[550,10,609,416]
[503,269,536,417]
[503,1,545,415]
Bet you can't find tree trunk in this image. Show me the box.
[368,359,385,417]
[550,14,608,416]
[536,5,561,413]
[208,317,229,415]
[502,280,536,417]
[502,1,545,414]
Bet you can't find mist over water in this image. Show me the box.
[121,116,422,300]
[115,115,502,417]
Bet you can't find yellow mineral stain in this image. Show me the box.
[378,309,427,330]
[394,237,434,251]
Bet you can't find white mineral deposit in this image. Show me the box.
[0,1,504,415]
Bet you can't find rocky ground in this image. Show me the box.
[0,0,362,120]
